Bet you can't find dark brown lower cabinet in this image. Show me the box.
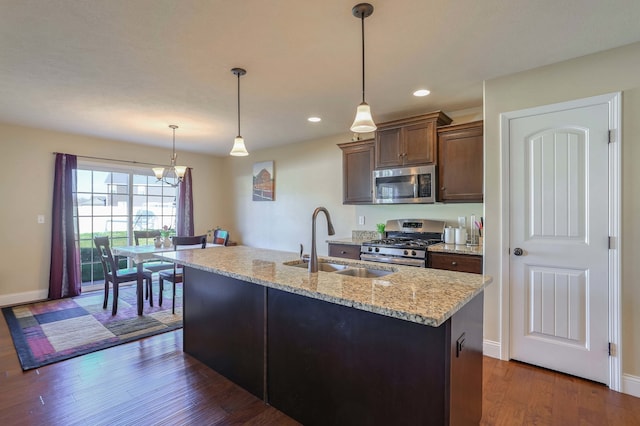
[328,242,361,259]
[184,266,484,426]
[429,252,483,274]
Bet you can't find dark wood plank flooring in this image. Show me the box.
[1,312,639,425]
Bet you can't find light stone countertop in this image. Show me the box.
[326,237,372,246]
[156,245,492,327]
[429,242,484,256]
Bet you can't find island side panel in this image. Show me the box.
[267,287,450,426]
[183,267,265,399]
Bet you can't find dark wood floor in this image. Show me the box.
[1,314,639,426]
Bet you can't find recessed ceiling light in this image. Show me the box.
[413,89,431,97]
[308,117,322,122]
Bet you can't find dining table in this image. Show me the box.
[112,243,220,315]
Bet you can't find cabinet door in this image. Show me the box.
[339,140,374,204]
[429,252,483,274]
[404,120,436,165]
[375,127,403,168]
[437,121,484,202]
[328,243,361,260]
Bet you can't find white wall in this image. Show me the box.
[484,42,640,381]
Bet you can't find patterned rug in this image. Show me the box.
[2,282,182,370]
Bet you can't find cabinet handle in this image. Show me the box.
[441,187,446,191]
[451,261,458,266]
[340,250,347,254]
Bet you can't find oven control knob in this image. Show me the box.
[368,247,372,252]
[411,250,416,256]
[375,247,380,253]
[404,250,408,255]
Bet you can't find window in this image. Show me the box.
[75,163,178,286]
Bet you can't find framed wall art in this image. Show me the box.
[252,161,275,201]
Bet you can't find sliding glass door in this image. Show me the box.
[75,164,178,286]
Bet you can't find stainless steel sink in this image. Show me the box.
[284,260,348,272]
[283,260,394,277]
[334,267,393,278]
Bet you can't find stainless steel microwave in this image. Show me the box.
[373,165,436,204]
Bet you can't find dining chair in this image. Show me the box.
[133,230,174,303]
[94,236,152,315]
[158,235,207,314]
[212,229,230,246]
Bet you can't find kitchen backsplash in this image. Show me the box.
[352,230,380,240]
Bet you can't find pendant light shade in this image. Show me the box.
[350,102,376,133]
[230,136,248,156]
[350,3,376,133]
[230,67,249,156]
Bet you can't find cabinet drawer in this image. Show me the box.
[429,252,482,274]
[329,243,361,260]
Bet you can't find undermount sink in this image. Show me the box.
[284,260,394,278]
[287,260,348,272]
[334,267,392,278]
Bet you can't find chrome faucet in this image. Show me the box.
[310,207,335,273]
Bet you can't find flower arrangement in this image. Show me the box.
[160,225,173,238]
[376,223,385,234]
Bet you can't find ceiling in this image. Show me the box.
[1,0,639,156]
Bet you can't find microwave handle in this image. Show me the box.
[412,175,418,198]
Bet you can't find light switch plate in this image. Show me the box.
[358,216,365,225]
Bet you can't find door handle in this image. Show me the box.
[513,248,524,256]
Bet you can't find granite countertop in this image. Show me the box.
[429,242,483,256]
[326,237,372,246]
[156,245,492,327]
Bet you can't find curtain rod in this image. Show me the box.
[51,152,187,169]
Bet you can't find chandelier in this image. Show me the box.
[152,124,187,187]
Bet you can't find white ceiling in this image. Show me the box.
[1,0,639,156]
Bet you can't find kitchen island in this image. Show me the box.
[157,245,492,426]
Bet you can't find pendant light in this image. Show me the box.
[230,67,249,156]
[152,125,187,187]
[350,3,376,133]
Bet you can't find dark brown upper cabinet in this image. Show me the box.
[338,139,374,204]
[436,120,484,203]
[375,111,452,169]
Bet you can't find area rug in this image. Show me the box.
[2,282,182,371]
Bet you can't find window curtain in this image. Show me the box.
[48,153,81,299]
[176,167,194,236]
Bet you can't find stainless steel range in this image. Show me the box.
[360,219,445,267]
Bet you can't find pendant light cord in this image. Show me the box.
[360,14,366,103]
[237,73,241,137]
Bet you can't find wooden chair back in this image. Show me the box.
[172,235,207,249]
[212,229,230,246]
[94,236,120,280]
[134,230,161,246]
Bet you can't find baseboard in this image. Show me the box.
[483,339,501,359]
[622,374,640,398]
[0,289,49,308]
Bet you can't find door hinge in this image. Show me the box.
[609,129,616,144]
[609,342,614,356]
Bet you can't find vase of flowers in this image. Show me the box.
[376,223,385,239]
[160,226,173,248]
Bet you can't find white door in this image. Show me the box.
[509,100,610,384]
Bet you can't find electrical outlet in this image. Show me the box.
[358,216,365,225]
[37,215,45,224]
